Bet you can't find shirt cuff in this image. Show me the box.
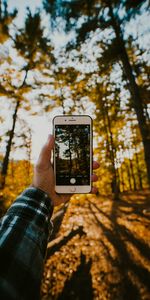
[6,187,54,236]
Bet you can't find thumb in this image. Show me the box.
[36,134,55,170]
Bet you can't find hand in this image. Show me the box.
[32,135,99,206]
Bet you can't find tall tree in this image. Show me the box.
[0,0,17,43]
[88,72,124,197]
[43,0,150,184]
[0,9,53,188]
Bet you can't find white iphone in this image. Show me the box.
[53,115,92,193]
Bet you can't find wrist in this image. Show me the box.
[30,184,55,206]
[30,184,49,197]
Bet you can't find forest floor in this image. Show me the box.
[41,190,150,300]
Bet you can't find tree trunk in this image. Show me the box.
[0,70,28,188]
[108,3,150,185]
[119,165,125,192]
[68,131,72,176]
[132,133,143,190]
[116,167,121,193]
[126,161,132,191]
[105,103,119,198]
[0,99,20,188]
[135,151,143,190]
[99,93,119,198]
[129,158,137,191]
[60,87,66,114]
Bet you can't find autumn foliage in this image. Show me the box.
[0,0,150,299]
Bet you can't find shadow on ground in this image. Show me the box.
[42,190,150,300]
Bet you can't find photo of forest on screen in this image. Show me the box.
[0,0,150,299]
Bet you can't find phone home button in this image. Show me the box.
[70,187,76,193]
[70,178,76,184]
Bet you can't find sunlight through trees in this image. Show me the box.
[0,0,150,299]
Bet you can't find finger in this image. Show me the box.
[36,135,55,169]
[91,174,98,182]
[93,161,100,169]
[91,186,98,194]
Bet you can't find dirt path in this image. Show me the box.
[41,191,150,300]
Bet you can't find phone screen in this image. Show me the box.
[55,124,91,186]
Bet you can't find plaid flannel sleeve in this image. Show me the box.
[0,187,54,300]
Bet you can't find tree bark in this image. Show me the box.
[129,158,137,191]
[98,90,120,198]
[105,102,119,198]
[0,99,20,188]
[119,165,125,192]
[108,4,150,185]
[0,70,28,188]
[132,133,143,190]
[126,161,132,191]
[135,151,143,190]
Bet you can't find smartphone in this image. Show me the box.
[53,115,92,193]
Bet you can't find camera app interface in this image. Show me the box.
[55,125,91,185]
